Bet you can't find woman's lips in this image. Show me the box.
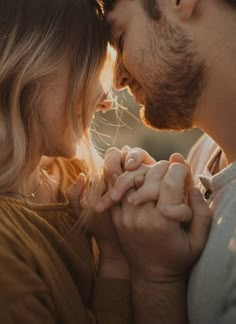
[97,92,113,111]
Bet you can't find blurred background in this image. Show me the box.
[93,90,203,161]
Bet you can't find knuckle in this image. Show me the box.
[147,161,169,178]
[134,174,145,188]
[162,177,179,192]
[115,170,129,185]
[169,162,188,176]
[156,160,170,168]
[158,204,168,215]
[146,185,159,199]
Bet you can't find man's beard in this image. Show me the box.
[139,19,205,131]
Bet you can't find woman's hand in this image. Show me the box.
[96,163,153,212]
[67,174,129,279]
[96,146,156,212]
[103,145,156,184]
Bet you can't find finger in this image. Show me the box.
[124,147,156,170]
[108,164,151,202]
[111,188,136,229]
[169,153,186,165]
[159,203,192,223]
[134,174,145,189]
[158,163,189,206]
[95,169,147,213]
[104,147,125,183]
[121,188,155,227]
[95,191,117,213]
[127,160,169,205]
[121,145,131,155]
[127,183,161,205]
[67,173,87,209]
[169,153,194,194]
[188,188,212,249]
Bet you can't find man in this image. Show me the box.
[99,0,236,323]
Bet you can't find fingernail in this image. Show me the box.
[110,188,120,200]
[126,158,135,168]
[95,201,104,213]
[122,145,130,153]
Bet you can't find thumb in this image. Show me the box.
[124,147,156,170]
[169,153,186,165]
[188,188,212,251]
[169,153,194,195]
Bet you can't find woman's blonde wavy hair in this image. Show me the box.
[0,0,108,216]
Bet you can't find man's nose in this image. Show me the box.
[113,60,131,90]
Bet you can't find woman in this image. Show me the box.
[0,0,131,322]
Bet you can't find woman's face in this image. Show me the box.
[39,60,111,158]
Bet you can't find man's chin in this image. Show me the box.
[129,86,145,105]
[140,105,193,131]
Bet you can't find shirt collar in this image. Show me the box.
[199,153,236,193]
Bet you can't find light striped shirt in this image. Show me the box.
[188,134,236,324]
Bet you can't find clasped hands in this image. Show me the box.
[67,146,211,284]
[96,146,212,282]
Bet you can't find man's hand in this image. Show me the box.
[110,162,211,324]
[111,162,211,280]
[97,149,193,212]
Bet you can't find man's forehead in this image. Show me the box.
[104,0,162,22]
[104,0,133,14]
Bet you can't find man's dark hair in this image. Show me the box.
[103,0,236,13]
[102,0,161,20]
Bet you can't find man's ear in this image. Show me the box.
[171,0,199,20]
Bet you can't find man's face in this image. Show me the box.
[107,0,205,131]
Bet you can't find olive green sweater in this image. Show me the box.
[0,158,132,323]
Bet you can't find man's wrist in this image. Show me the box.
[131,275,188,324]
[99,255,130,279]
